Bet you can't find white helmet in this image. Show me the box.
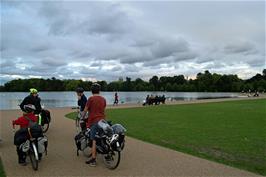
[23,104,36,113]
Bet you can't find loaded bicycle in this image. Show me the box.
[13,116,48,170]
[74,120,126,169]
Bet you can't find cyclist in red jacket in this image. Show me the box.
[13,105,38,128]
[12,104,38,165]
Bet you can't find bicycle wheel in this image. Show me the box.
[103,151,121,170]
[29,142,38,171]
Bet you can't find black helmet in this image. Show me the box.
[91,83,101,94]
[23,104,36,113]
[76,87,84,93]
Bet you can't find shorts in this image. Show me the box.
[89,123,100,140]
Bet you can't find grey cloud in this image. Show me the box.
[119,37,196,65]
[246,57,266,67]
[173,51,197,61]
[203,62,227,70]
[41,58,67,67]
[0,60,15,68]
[119,51,153,64]
[111,66,122,72]
[37,2,133,37]
[30,65,56,73]
[31,45,50,52]
[90,62,102,67]
[224,41,256,54]
[1,1,264,84]
[75,52,91,59]
[38,2,71,35]
[84,4,133,35]
[151,38,189,59]
[79,66,99,75]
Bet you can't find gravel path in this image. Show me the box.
[0,97,264,176]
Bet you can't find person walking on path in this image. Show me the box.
[113,92,119,106]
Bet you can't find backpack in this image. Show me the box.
[14,128,28,145]
[24,116,43,138]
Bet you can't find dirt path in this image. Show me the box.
[0,97,264,176]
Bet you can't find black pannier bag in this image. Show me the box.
[74,132,91,156]
[41,109,51,125]
[14,128,28,145]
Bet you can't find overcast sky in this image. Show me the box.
[0,1,265,85]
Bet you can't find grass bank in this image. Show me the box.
[65,99,266,175]
[0,158,6,177]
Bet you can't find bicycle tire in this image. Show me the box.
[29,143,38,171]
[103,151,121,170]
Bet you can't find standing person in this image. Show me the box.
[12,104,38,165]
[113,92,119,106]
[20,88,42,114]
[82,83,106,167]
[76,87,87,131]
[76,87,87,112]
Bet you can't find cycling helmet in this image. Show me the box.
[76,87,84,93]
[30,88,38,94]
[91,83,101,94]
[24,104,36,113]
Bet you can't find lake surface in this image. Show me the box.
[0,91,241,110]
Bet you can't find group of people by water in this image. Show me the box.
[8,83,110,167]
[143,94,166,106]
[242,90,261,97]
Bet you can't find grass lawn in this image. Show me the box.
[66,99,266,175]
[0,158,6,177]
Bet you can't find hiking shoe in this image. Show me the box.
[85,158,96,167]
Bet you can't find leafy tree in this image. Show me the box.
[1,70,265,92]
[149,76,159,91]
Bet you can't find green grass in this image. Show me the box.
[66,99,266,175]
[0,158,6,177]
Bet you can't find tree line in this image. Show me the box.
[1,69,266,92]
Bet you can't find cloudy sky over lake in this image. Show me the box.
[0,1,265,84]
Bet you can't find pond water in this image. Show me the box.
[0,91,241,110]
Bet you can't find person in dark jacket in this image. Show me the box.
[76,87,87,131]
[76,87,87,112]
[20,88,42,114]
